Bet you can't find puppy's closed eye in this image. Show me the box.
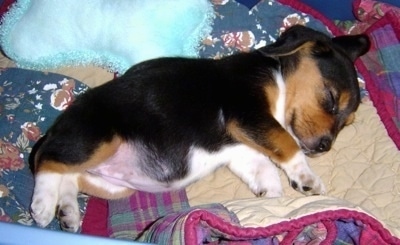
[322,89,338,115]
[328,90,338,115]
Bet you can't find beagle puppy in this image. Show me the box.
[30,25,370,232]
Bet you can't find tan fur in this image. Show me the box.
[263,83,279,116]
[272,41,315,57]
[35,136,122,174]
[35,160,69,173]
[338,91,351,111]
[284,56,333,139]
[78,174,135,199]
[227,120,299,163]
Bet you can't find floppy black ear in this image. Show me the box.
[332,34,370,61]
[258,25,331,56]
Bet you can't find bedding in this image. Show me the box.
[0,68,90,230]
[336,0,400,149]
[1,0,400,244]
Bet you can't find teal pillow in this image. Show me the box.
[0,0,214,74]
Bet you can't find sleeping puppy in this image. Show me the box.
[29,25,370,232]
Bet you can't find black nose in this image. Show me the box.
[317,136,332,152]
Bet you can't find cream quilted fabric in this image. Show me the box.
[221,196,368,227]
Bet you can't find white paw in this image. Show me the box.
[57,173,81,232]
[281,151,326,195]
[31,172,81,232]
[288,171,326,195]
[57,203,81,232]
[250,163,283,198]
[31,173,62,228]
[252,186,283,198]
[31,192,58,228]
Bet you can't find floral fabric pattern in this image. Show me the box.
[200,0,331,58]
[0,67,88,230]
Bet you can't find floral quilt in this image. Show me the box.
[0,68,88,230]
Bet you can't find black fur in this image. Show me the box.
[35,52,280,181]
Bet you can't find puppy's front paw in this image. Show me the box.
[281,151,326,196]
[289,173,326,195]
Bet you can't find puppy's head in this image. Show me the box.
[260,25,370,156]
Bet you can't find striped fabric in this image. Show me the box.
[360,11,400,148]
[107,190,190,240]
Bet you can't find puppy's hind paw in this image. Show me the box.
[58,204,81,233]
[30,196,57,228]
[255,190,282,198]
[252,184,283,198]
[31,172,63,228]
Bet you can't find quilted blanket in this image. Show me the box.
[1,0,400,244]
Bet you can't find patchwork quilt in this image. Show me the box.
[0,0,400,244]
